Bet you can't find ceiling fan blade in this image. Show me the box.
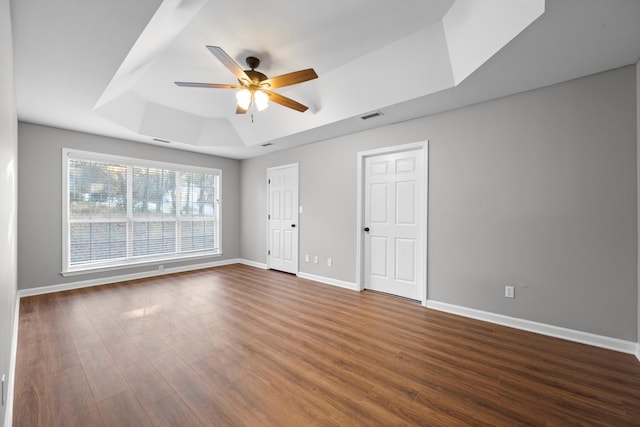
[206,45,251,82]
[236,105,248,114]
[175,82,242,89]
[265,90,309,112]
[262,69,318,89]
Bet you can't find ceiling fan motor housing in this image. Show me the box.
[238,56,268,85]
[242,57,268,85]
[243,69,268,85]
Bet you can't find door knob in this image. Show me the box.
[363,227,370,232]
[291,224,296,228]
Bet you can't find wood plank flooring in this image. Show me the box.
[13,264,640,426]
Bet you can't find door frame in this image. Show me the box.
[266,163,299,274]
[356,141,429,306]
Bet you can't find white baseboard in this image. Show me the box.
[636,343,640,362]
[4,294,20,427]
[297,272,358,291]
[426,300,637,355]
[237,262,357,291]
[238,259,268,269]
[18,258,242,297]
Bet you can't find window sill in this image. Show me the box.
[61,252,222,277]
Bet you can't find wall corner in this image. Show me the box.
[636,58,640,352]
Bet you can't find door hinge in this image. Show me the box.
[268,214,271,220]
[268,250,271,255]
[268,179,271,184]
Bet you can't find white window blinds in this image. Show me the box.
[63,149,221,273]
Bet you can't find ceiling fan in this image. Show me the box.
[175,46,318,116]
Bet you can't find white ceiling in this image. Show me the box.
[10,0,640,159]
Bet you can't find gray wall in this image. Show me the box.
[17,123,241,290]
[0,0,18,424]
[241,65,638,342]
[637,59,640,350]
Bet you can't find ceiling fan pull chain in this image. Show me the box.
[251,97,255,123]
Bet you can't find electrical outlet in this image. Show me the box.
[305,254,310,263]
[314,256,319,264]
[505,286,515,299]
[327,258,332,267]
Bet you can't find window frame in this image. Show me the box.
[62,148,222,275]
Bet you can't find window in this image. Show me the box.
[63,149,221,273]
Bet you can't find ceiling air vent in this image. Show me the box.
[152,138,171,144]
[361,111,383,120]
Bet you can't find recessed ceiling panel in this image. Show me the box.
[93,0,543,149]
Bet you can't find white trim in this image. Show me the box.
[238,259,268,269]
[356,141,429,304]
[62,147,221,174]
[357,141,428,158]
[4,295,19,427]
[355,151,364,290]
[19,258,241,297]
[422,143,429,306]
[62,148,69,271]
[427,300,638,355]
[636,343,640,362]
[61,252,223,277]
[297,272,358,291]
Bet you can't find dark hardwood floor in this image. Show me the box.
[13,264,640,426]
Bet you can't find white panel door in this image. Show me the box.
[364,149,423,300]
[268,164,299,274]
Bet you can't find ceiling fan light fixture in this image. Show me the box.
[254,90,269,111]
[236,88,251,110]
[176,46,317,115]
